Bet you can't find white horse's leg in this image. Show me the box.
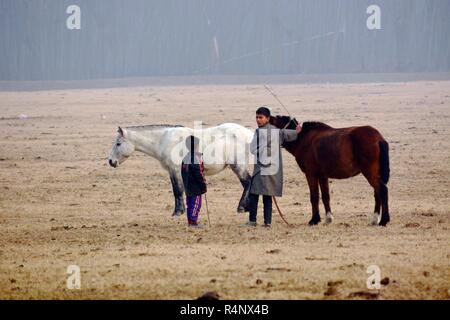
[169,171,185,216]
[229,164,252,213]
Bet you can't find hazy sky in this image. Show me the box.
[1,0,449,80]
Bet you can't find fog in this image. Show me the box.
[1,0,449,80]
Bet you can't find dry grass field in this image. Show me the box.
[1,79,449,299]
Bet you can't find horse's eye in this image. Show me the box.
[116,143,121,147]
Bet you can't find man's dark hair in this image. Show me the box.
[256,106,271,117]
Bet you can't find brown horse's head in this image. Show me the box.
[270,115,299,130]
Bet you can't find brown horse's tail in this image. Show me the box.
[379,140,390,184]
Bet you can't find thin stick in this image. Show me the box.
[272,196,292,227]
[264,85,291,117]
[204,194,211,227]
[264,85,299,126]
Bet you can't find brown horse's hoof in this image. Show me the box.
[324,212,334,224]
[308,215,321,226]
[378,216,390,226]
[237,207,246,213]
[370,213,380,226]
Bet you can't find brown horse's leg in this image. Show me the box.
[378,183,390,226]
[363,170,390,226]
[319,177,333,224]
[306,174,321,225]
[374,190,381,214]
[369,190,382,225]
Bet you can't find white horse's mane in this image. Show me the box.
[125,124,184,131]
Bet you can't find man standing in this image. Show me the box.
[246,106,302,227]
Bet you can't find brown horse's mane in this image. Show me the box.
[300,121,332,133]
[281,122,331,149]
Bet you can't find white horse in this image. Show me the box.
[108,123,254,216]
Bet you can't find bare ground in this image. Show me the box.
[0,80,449,299]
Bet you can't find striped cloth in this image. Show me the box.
[186,195,202,225]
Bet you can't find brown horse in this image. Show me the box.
[270,116,390,226]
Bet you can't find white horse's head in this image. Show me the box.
[108,127,135,168]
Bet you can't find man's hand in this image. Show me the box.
[296,124,302,134]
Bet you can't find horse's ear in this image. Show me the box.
[118,126,124,137]
[269,116,275,124]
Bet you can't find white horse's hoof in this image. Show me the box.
[237,207,246,214]
[325,212,334,224]
[370,213,380,226]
